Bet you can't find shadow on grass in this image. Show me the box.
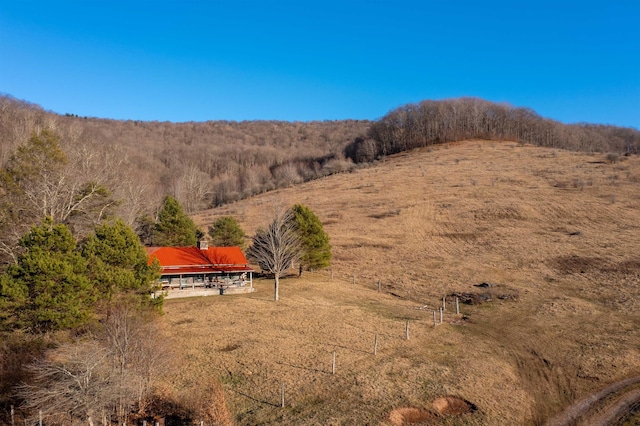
[276,360,329,374]
[327,342,373,355]
[231,388,281,408]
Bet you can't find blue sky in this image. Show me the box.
[0,1,638,127]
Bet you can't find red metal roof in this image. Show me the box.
[146,246,252,275]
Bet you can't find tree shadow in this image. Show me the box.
[275,360,329,374]
[230,388,280,408]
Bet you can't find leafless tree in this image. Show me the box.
[98,302,171,422]
[20,340,113,426]
[247,210,302,301]
[17,303,171,426]
[171,165,212,213]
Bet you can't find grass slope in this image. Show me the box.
[167,141,640,425]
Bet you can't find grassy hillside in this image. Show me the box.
[166,141,639,424]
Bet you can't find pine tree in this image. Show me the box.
[289,204,331,274]
[0,218,97,332]
[208,216,246,249]
[81,219,161,309]
[153,196,199,246]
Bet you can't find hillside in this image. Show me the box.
[168,141,640,424]
[0,94,370,217]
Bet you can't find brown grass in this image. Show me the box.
[164,141,640,425]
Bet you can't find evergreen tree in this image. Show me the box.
[153,196,199,246]
[208,216,246,249]
[0,218,97,332]
[289,204,331,274]
[81,219,161,309]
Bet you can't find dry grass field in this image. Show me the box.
[164,141,640,425]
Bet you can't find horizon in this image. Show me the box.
[1,1,638,128]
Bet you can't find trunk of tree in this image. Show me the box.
[274,273,280,301]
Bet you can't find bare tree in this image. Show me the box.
[247,210,302,301]
[20,340,113,426]
[99,302,170,422]
[18,304,171,426]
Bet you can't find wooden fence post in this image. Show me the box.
[374,334,378,355]
[455,297,460,315]
[281,382,285,408]
[332,351,336,374]
[405,320,410,340]
[439,307,443,324]
[433,310,437,326]
[377,280,381,292]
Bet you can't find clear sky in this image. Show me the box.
[0,1,638,127]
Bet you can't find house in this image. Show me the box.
[146,241,253,292]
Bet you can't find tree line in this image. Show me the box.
[0,94,369,218]
[345,97,640,163]
[3,94,637,229]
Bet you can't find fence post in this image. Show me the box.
[332,351,336,374]
[433,310,437,326]
[374,334,378,355]
[10,405,14,426]
[377,280,381,292]
[455,297,459,315]
[439,307,443,323]
[281,382,285,408]
[405,320,410,340]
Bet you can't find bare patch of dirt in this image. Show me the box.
[432,395,477,415]
[388,407,436,425]
[388,396,478,425]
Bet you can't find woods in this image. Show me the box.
[2,94,638,238]
[346,98,640,163]
[0,94,369,226]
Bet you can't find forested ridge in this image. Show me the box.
[0,94,370,219]
[345,97,640,163]
[1,94,639,243]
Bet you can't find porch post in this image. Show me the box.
[250,272,253,289]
